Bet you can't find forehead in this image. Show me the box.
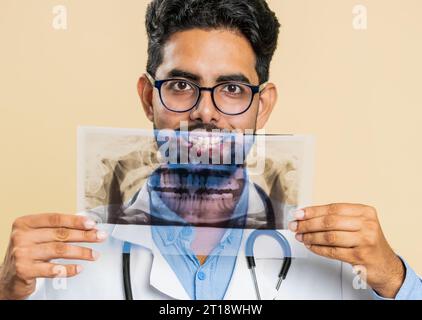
[157,29,258,83]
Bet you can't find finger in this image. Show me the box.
[291,215,362,233]
[23,228,108,244]
[305,244,355,264]
[26,243,99,261]
[18,262,84,280]
[16,214,97,230]
[296,231,360,248]
[293,204,366,221]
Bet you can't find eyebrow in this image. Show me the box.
[165,69,252,85]
[167,69,201,82]
[216,74,251,84]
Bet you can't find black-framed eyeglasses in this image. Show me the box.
[146,73,267,116]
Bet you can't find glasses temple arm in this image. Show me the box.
[259,82,268,92]
[145,72,156,86]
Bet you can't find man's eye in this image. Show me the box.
[222,84,243,95]
[171,81,193,91]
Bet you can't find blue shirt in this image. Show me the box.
[149,177,248,300]
[373,258,422,300]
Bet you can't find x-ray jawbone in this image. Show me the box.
[107,164,260,228]
[78,127,315,231]
[150,165,244,208]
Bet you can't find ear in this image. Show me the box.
[256,83,278,130]
[137,74,154,123]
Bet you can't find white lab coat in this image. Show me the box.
[28,182,374,300]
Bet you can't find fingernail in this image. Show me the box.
[96,230,108,241]
[305,244,311,249]
[84,219,96,230]
[288,221,298,232]
[294,210,305,220]
[92,251,100,260]
[295,234,303,242]
[76,265,83,274]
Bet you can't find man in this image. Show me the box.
[0,0,421,300]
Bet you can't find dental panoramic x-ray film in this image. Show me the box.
[77,126,314,257]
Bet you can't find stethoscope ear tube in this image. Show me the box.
[279,257,292,280]
[246,256,256,269]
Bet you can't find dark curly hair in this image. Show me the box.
[145,0,280,84]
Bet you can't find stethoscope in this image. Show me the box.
[245,229,291,300]
[121,184,292,300]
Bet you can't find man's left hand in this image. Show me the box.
[289,203,405,298]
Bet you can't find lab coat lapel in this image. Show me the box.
[149,244,191,300]
[111,224,190,300]
[111,184,190,300]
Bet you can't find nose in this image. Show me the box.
[189,90,221,124]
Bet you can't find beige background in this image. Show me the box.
[1,0,421,273]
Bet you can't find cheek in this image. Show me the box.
[222,101,259,132]
[153,94,190,130]
[154,109,191,130]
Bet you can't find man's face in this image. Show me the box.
[137,29,277,225]
[139,28,276,133]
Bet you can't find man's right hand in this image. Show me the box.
[0,213,108,300]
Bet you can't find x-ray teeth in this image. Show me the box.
[146,165,244,225]
[78,127,314,230]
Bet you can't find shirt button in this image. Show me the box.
[197,271,206,280]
